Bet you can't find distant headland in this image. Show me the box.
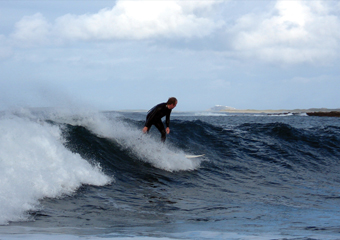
[207,105,340,117]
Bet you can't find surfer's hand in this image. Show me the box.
[142,127,148,133]
[166,127,170,134]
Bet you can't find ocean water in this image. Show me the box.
[1,108,340,240]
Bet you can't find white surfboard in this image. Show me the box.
[185,154,205,159]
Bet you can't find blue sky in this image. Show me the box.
[1,0,340,111]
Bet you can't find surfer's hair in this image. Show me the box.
[167,97,177,105]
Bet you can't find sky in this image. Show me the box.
[1,0,340,111]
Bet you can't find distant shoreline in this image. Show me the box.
[218,108,340,117]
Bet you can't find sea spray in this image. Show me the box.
[72,112,202,171]
[46,109,203,171]
[0,112,111,225]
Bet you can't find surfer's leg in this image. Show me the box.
[154,120,166,142]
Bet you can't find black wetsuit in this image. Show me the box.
[144,103,172,142]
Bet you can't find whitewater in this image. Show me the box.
[0,108,340,240]
[0,109,111,225]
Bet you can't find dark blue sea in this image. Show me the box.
[1,108,340,240]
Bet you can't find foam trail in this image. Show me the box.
[106,119,202,171]
[0,111,111,225]
[51,110,203,172]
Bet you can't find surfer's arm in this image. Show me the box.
[165,110,171,128]
[165,109,172,134]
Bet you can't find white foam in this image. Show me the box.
[47,109,203,172]
[0,111,111,225]
[92,115,201,172]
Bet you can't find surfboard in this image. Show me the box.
[185,154,205,159]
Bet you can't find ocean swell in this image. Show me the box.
[0,112,111,225]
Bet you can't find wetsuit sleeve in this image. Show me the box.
[165,110,171,128]
[144,111,155,127]
[144,117,152,128]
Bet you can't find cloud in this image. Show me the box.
[230,0,340,64]
[10,0,223,44]
[11,13,51,47]
[6,0,340,66]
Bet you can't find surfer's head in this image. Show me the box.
[167,97,177,109]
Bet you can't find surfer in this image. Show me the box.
[142,97,177,142]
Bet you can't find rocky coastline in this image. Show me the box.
[212,107,340,117]
[306,111,340,117]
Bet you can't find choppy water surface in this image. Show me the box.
[1,109,340,240]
